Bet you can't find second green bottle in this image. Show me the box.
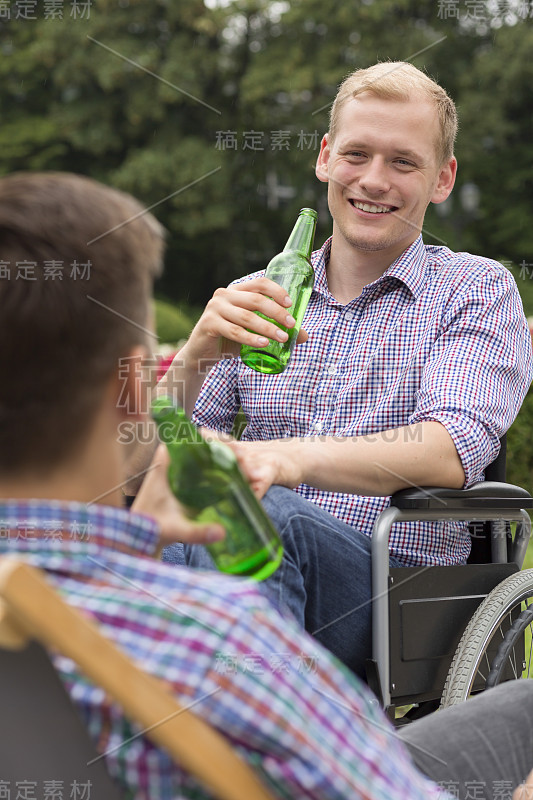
[152,396,283,581]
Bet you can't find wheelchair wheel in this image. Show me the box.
[486,603,533,688]
[441,569,533,707]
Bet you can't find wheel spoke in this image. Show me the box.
[509,646,518,679]
[527,622,533,678]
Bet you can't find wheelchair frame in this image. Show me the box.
[367,438,533,715]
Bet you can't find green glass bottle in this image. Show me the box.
[240,207,317,374]
[151,396,283,580]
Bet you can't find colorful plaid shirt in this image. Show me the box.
[0,499,448,800]
[193,236,533,566]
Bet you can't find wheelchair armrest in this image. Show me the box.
[391,481,533,511]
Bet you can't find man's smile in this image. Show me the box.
[348,198,399,214]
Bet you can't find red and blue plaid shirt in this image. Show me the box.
[0,499,448,800]
[193,236,533,566]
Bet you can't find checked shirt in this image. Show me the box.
[0,499,448,800]
[193,236,533,566]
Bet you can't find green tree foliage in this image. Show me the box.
[455,21,533,266]
[1,0,510,301]
[1,0,532,487]
[154,298,197,345]
[0,0,235,299]
[508,388,533,493]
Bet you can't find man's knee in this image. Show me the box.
[484,678,533,716]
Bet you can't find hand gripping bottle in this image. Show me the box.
[240,207,317,374]
[151,396,283,580]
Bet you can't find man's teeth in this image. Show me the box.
[352,201,392,213]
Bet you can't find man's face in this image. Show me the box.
[316,92,456,262]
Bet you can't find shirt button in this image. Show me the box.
[313,421,324,432]
[326,364,337,375]
[344,311,354,320]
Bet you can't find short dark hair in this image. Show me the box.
[0,172,164,476]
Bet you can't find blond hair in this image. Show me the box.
[328,62,458,165]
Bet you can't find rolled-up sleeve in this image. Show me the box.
[192,356,242,433]
[409,267,533,486]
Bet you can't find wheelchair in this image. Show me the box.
[366,435,533,721]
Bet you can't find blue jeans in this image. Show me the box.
[162,485,403,678]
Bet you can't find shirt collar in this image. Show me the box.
[312,235,429,302]
[382,235,429,299]
[0,498,160,557]
[311,237,334,299]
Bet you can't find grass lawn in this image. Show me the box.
[519,527,533,680]
[523,530,533,571]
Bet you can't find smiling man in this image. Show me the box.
[317,79,456,298]
[160,62,533,677]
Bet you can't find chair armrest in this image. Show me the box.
[391,482,533,511]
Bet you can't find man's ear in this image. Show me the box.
[113,344,152,422]
[431,156,457,205]
[315,134,330,183]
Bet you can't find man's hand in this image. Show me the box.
[158,277,308,417]
[131,445,225,548]
[179,277,308,368]
[221,437,303,499]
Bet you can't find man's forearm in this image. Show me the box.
[258,421,465,497]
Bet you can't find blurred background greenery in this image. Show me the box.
[2,0,533,498]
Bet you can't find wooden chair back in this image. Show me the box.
[0,557,275,800]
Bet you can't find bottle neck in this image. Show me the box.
[151,397,203,445]
[283,213,317,258]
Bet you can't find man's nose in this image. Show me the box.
[359,158,390,195]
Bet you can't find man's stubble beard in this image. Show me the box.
[337,215,422,254]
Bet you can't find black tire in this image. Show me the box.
[441,569,533,707]
[486,603,533,688]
